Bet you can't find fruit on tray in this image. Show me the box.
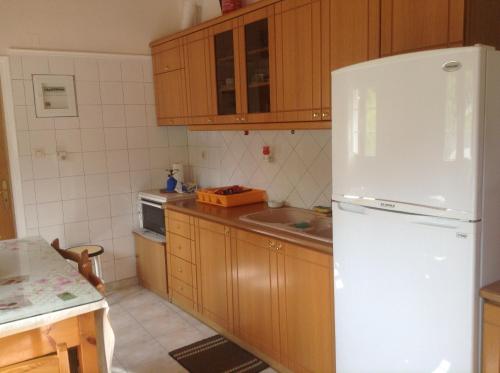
[214,185,250,195]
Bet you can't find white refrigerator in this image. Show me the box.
[332,46,500,372]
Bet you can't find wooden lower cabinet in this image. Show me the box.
[133,233,168,299]
[196,219,234,332]
[165,211,335,372]
[482,302,500,372]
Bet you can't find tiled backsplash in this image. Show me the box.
[9,51,189,282]
[188,130,332,209]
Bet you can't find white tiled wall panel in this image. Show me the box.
[10,52,188,282]
[187,130,332,210]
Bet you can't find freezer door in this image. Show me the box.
[332,47,485,220]
[333,202,479,373]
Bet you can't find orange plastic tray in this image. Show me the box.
[196,187,266,207]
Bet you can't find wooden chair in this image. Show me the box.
[0,343,70,373]
[51,239,105,295]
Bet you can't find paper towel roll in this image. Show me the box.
[173,163,184,183]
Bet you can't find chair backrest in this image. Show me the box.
[51,238,105,295]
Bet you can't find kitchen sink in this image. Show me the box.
[239,208,332,243]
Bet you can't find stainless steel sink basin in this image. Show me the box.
[239,208,332,243]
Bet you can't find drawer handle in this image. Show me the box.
[322,111,329,118]
[313,112,320,119]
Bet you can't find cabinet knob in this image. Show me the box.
[235,117,240,122]
[224,227,230,236]
[207,118,213,123]
[164,66,170,71]
[322,111,330,119]
[313,112,320,119]
[240,116,246,122]
[276,242,282,250]
[268,240,275,248]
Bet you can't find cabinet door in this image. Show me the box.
[210,20,243,124]
[134,233,168,298]
[278,243,334,373]
[154,69,186,124]
[275,0,322,122]
[381,0,465,56]
[232,230,280,360]
[196,219,234,331]
[483,302,500,373]
[238,6,277,123]
[184,30,215,125]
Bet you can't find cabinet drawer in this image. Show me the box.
[153,45,182,73]
[168,210,191,223]
[169,233,192,263]
[171,277,195,301]
[171,255,194,286]
[168,218,191,239]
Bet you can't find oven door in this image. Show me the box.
[140,200,166,236]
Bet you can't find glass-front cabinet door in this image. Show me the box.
[239,6,276,123]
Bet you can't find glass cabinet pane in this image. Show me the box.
[245,19,270,113]
[215,30,237,115]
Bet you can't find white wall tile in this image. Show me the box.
[48,56,75,74]
[126,127,148,149]
[32,154,59,179]
[22,55,49,79]
[19,156,34,181]
[24,81,35,106]
[149,147,170,169]
[104,128,127,150]
[14,106,28,131]
[17,131,31,156]
[12,80,25,105]
[87,196,111,219]
[98,60,122,82]
[54,117,79,130]
[123,82,145,105]
[85,173,109,197]
[95,240,114,263]
[78,105,103,128]
[142,60,153,83]
[147,127,169,147]
[121,61,143,82]
[145,105,157,126]
[100,82,123,104]
[125,105,146,127]
[168,127,188,147]
[110,193,132,217]
[102,260,116,282]
[106,150,129,172]
[22,181,36,205]
[130,170,151,192]
[113,235,134,258]
[108,172,131,194]
[39,225,66,248]
[128,149,150,171]
[9,55,23,79]
[65,221,90,246]
[111,214,133,237]
[75,58,99,81]
[76,81,101,105]
[27,106,54,130]
[83,152,107,174]
[37,201,63,227]
[150,169,167,189]
[60,176,86,200]
[24,204,38,228]
[56,129,82,153]
[81,128,105,151]
[102,105,125,127]
[29,130,56,154]
[89,218,113,241]
[114,257,136,280]
[59,152,84,177]
[35,178,61,203]
[62,198,88,223]
[144,83,155,105]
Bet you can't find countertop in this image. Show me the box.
[480,281,500,304]
[166,200,333,255]
[0,237,107,338]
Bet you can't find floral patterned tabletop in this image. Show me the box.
[0,237,103,325]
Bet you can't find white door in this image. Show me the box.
[333,202,479,373]
[331,47,485,220]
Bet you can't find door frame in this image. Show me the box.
[0,56,26,237]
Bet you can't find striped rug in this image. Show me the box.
[169,334,269,373]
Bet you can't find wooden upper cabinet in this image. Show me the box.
[278,243,334,373]
[330,0,380,71]
[275,0,323,122]
[195,219,234,332]
[183,30,215,124]
[152,41,187,125]
[380,0,465,56]
[232,230,281,360]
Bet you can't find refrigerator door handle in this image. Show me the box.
[411,216,461,229]
[337,202,367,215]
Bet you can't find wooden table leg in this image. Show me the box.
[77,312,99,373]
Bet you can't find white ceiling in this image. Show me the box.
[0,0,221,55]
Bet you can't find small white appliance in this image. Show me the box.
[331,46,500,372]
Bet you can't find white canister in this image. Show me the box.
[172,163,185,183]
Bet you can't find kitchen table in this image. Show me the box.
[0,237,113,372]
